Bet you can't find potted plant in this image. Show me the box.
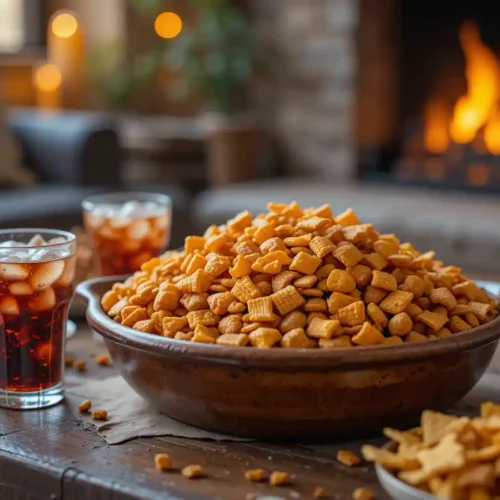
[167,0,268,186]
[90,0,270,186]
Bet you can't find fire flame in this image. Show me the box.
[425,22,500,155]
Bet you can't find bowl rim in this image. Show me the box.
[375,442,435,500]
[77,275,500,369]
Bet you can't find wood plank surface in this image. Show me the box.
[0,324,395,500]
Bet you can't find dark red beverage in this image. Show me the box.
[0,230,76,409]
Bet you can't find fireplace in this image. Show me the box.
[357,0,500,191]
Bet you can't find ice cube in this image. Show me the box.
[29,287,56,311]
[0,240,24,247]
[0,297,19,315]
[28,234,47,247]
[128,220,150,240]
[0,263,29,281]
[9,282,33,296]
[120,201,142,218]
[47,236,66,245]
[109,217,130,229]
[56,258,76,287]
[30,260,65,290]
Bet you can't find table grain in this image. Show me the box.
[0,324,394,500]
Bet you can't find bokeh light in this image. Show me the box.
[154,12,182,39]
[51,12,78,38]
[34,64,62,92]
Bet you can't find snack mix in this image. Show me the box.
[363,402,500,500]
[102,203,498,348]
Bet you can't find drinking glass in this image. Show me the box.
[82,192,172,276]
[0,229,76,409]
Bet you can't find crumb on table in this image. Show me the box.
[352,487,374,500]
[78,400,92,412]
[154,453,173,471]
[92,409,108,420]
[337,449,361,466]
[269,471,291,486]
[244,469,265,482]
[313,486,326,498]
[65,356,75,367]
[95,354,110,366]
[181,464,204,479]
[73,360,86,372]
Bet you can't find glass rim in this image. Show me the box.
[0,228,76,250]
[82,191,172,211]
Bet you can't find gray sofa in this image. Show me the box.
[193,179,500,276]
[4,110,191,247]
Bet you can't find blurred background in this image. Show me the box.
[1,0,500,277]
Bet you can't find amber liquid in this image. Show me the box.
[84,213,170,276]
[0,257,75,392]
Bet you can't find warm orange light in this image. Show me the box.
[450,23,500,144]
[424,100,450,153]
[51,12,78,38]
[154,12,182,39]
[468,164,489,186]
[484,111,500,155]
[34,64,62,92]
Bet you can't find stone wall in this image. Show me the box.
[250,0,359,180]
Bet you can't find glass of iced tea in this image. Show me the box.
[0,229,76,409]
[82,192,171,276]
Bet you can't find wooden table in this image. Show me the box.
[0,325,394,499]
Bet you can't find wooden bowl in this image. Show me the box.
[77,276,500,439]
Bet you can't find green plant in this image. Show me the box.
[89,0,269,113]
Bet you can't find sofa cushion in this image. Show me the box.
[193,180,500,275]
[0,101,36,187]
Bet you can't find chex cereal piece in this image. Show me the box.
[74,360,86,372]
[104,201,498,348]
[95,355,110,366]
[244,469,265,482]
[247,297,274,322]
[338,301,366,327]
[313,486,326,499]
[269,471,291,486]
[379,291,414,315]
[65,356,75,367]
[337,449,361,466]
[154,453,173,471]
[307,318,340,340]
[271,285,305,315]
[182,464,205,479]
[78,400,92,412]
[352,322,384,346]
[92,409,108,420]
[249,328,281,348]
[352,487,374,500]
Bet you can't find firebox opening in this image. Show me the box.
[357,1,500,192]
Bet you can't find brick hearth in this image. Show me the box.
[250,0,359,180]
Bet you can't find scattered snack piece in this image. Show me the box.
[362,402,500,498]
[73,360,86,372]
[104,202,499,347]
[269,470,291,486]
[92,409,108,420]
[337,449,361,466]
[65,356,75,367]
[244,468,265,482]
[154,453,173,471]
[95,354,110,366]
[182,464,205,479]
[352,487,374,500]
[78,400,92,413]
[313,486,326,498]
